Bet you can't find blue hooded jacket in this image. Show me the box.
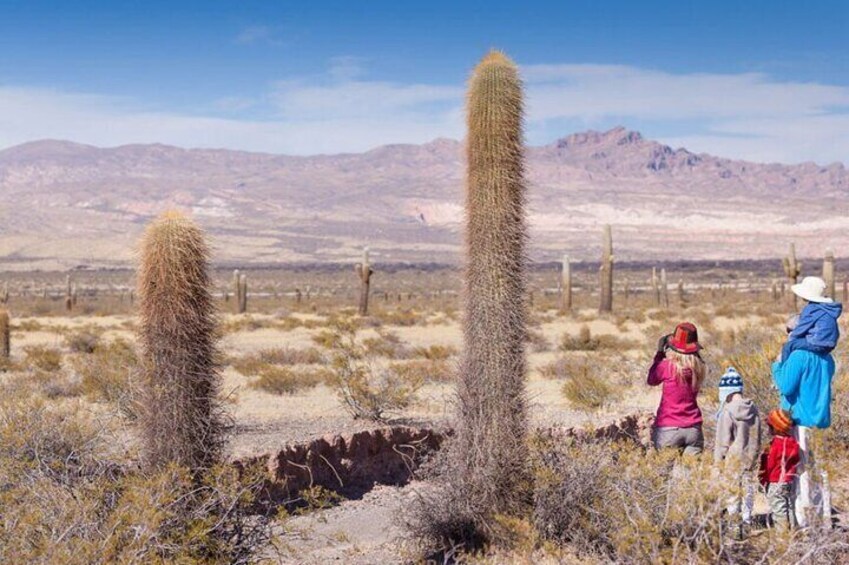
[781,301,842,361]
[772,349,834,428]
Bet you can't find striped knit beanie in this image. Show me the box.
[717,366,744,419]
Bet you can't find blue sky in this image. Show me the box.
[0,0,847,162]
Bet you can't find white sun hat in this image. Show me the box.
[791,276,833,303]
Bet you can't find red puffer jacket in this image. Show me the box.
[759,435,800,485]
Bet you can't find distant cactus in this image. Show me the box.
[782,243,801,310]
[677,278,685,308]
[295,287,302,305]
[660,268,669,309]
[1,282,8,305]
[559,254,572,313]
[238,274,248,314]
[651,267,661,306]
[65,275,72,311]
[844,280,848,305]
[232,269,241,313]
[599,225,613,312]
[356,247,373,316]
[823,249,836,299]
[455,50,529,526]
[0,308,10,359]
[137,211,222,472]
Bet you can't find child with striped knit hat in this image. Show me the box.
[714,367,761,535]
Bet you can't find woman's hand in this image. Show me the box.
[657,334,671,353]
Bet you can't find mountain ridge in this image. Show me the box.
[0,127,846,270]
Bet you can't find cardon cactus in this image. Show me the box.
[356,247,373,316]
[0,308,10,358]
[238,274,248,314]
[823,249,836,299]
[783,243,801,310]
[599,225,613,312]
[560,254,572,313]
[137,211,222,472]
[455,50,529,523]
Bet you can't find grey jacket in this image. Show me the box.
[714,395,762,472]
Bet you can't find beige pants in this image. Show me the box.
[653,425,704,456]
[767,482,795,530]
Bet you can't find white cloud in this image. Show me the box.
[0,61,847,163]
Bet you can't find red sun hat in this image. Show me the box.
[667,322,701,354]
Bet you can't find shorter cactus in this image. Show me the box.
[599,226,613,312]
[0,308,10,359]
[356,247,373,316]
[823,249,836,299]
[651,267,660,306]
[560,254,572,313]
[782,243,801,310]
[238,274,248,314]
[660,268,669,309]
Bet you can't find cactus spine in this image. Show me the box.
[356,247,373,316]
[137,211,221,471]
[456,50,528,523]
[559,254,572,313]
[0,308,10,359]
[599,225,613,312]
[823,249,836,299]
[782,243,801,309]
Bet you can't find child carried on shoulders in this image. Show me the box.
[781,277,842,362]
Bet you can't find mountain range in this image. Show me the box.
[0,126,846,269]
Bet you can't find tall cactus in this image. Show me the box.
[823,249,836,299]
[599,225,613,312]
[455,50,528,524]
[137,211,222,472]
[0,308,10,359]
[559,254,572,313]
[782,243,801,310]
[356,247,373,316]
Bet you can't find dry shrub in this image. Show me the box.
[560,366,619,411]
[70,338,139,416]
[248,365,329,395]
[65,330,101,353]
[363,329,412,359]
[390,358,454,384]
[560,326,635,352]
[524,328,552,352]
[324,318,422,420]
[23,345,63,372]
[377,308,422,326]
[533,438,744,563]
[705,325,782,414]
[231,346,325,375]
[0,381,272,564]
[411,343,458,360]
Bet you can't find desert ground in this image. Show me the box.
[3,261,846,563]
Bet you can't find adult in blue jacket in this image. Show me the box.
[772,349,834,428]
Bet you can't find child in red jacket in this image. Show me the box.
[759,409,801,530]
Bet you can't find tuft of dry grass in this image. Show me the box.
[248,365,330,395]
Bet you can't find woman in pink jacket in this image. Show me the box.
[647,322,706,455]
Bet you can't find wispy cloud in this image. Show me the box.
[1,60,848,163]
[234,25,280,46]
